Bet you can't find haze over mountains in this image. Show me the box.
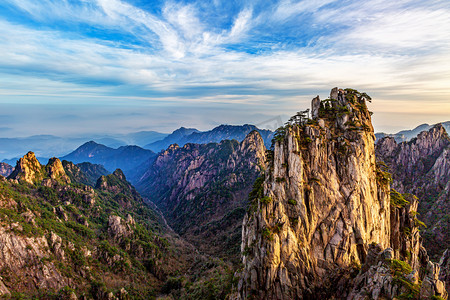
[0,131,166,164]
[376,121,450,143]
[0,124,274,164]
[3,120,448,167]
[1,88,449,299]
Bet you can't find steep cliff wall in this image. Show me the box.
[237,88,447,299]
[137,131,266,260]
[1,153,233,299]
[376,125,450,259]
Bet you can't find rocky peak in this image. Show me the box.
[96,169,140,204]
[0,162,13,177]
[376,124,450,258]
[8,151,44,184]
[236,88,447,299]
[112,169,126,181]
[46,157,70,184]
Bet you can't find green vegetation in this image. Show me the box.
[275,177,286,183]
[376,161,392,185]
[261,227,273,241]
[387,259,421,300]
[260,196,272,205]
[287,199,297,205]
[0,171,172,297]
[390,189,410,208]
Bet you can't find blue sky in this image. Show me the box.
[0,0,449,137]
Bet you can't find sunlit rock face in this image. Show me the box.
[236,88,447,300]
[8,152,44,184]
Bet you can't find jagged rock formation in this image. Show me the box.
[144,124,273,152]
[236,88,447,299]
[7,152,72,186]
[137,131,266,261]
[7,152,45,184]
[376,125,450,259]
[0,163,13,177]
[441,250,450,292]
[0,152,234,299]
[375,121,450,143]
[46,157,71,184]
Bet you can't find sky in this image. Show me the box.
[0,0,449,137]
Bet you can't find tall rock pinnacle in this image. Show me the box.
[235,88,447,299]
[8,151,44,184]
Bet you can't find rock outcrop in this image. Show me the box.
[0,163,13,177]
[8,152,44,184]
[7,153,73,187]
[441,249,450,292]
[376,125,450,259]
[236,88,447,299]
[136,131,266,261]
[0,226,67,296]
[46,157,71,184]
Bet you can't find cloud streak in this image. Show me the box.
[0,0,449,135]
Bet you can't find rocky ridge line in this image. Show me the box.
[235,88,447,299]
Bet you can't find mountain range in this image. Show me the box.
[0,152,234,299]
[143,124,273,152]
[0,131,167,163]
[0,88,449,299]
[135,130,267,262]
[376,121,450,143]
[60,141,156,179]
[376,124,450,260]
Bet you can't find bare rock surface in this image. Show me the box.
[8,152,44,184]
[376,124,450,259]
[0,163,13,177]
[236,88,447,299]
[136,130,267,261]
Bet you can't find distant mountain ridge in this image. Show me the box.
[0,131,168,162]
[62,161,110,187]
[60,141,156,179]
[144,127,199,152]
[136,130,267,262]
[376,124,450,259]
[0,124,274,162]
[144,124,273,152]
[376,121,450,143]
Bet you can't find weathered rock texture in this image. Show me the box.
[441,249,450,292]
[1,153,225,299]
[0,163,13,177]
[136,131,266,261]
[376,125,450,259]
[46,157,71,184]
[236,88,447,299]
[8,152,44,184]
[7,152,73,186]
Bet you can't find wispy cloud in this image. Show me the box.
[0,0,449,135]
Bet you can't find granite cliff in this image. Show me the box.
[136,131,266,261]
[0,152,234,299]
[236,88,447,299]
[376,125,450,259]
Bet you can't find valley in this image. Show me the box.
[0,88,449,299]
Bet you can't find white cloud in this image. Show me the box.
[0,0,449,133]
